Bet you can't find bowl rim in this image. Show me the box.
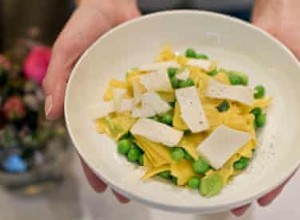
[65,10,300,213]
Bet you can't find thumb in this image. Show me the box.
[42,3,121,120]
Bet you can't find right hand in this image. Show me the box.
[42,0,140,201]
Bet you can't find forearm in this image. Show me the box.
[252,0,300,58]
[252,0,300,23]
[75,0,140,25]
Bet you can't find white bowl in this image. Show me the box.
[65,11,300,213]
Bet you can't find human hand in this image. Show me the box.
[232,0,300,216]
[252,0,300,59]
[43,0,140,201]
[231,172,296,216]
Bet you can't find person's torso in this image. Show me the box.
[138,0,253,12]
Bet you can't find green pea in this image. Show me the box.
[193,159,210,174]
[185,48,197,58]
[117,139,132,155]
[159,171,171,179]
[179,78,195,88]
[171,176,178,185]
[161,114,173,125]
[184,130,192,135]
[184,151,194,161]
[168,67,178,78]
[171,77,180,89]
[171,147,185,161]
[119,132,133,140]
[196,53,209,60]
[149,115,160,121]
[250,107,262,117]
[255,113,266,128]
[216,101,230,112]
[138,154,144,166]
[169,101,176,108]
[234,157,250,170]
[254,85,265,99]
[127,147,142,162]
[188,176,201,189]
[200,173,223,197]
[227,71,248,85]
[208,69,218,76]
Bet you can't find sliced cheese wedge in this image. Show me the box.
[206,79,253,105]
[132,80,143,105]
[130,118,183,147]
[132,92,171,118]
[90,98,134,119]
[89,101,114,119]
[140,69,173,92]
[139,61,179,72]
[187,59,212,71]
[176,69,190,80]
[197,125,251,169]
[118,99,134,112]
[175,86,209,133]
[112,88,126,111]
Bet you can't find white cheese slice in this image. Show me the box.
[175,86,209,133]
[90,98,134,118]
[206,79,253,105]
[197,125,251,169]
[131,92,171,118]
[132,80,143,105]
[131,106,154,118]
[118,99,134,112]
[112,88,126,111]
[89,101,114,119]
[139,61,179,72]
[140,69,173,92]
[130,118,183,147]
[176,69,190,80]
[142,92,171,115]
[187,59,212,71]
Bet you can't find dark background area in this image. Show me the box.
[0,0,252,53]
[0,0,72,52]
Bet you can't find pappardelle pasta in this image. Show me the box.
[94,46,271,197]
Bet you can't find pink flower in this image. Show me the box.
[0,54,11,70]
[23,46,51,84]
[3,96,26,121]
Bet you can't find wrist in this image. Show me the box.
[253,0,300,23]
[79,0,140,26]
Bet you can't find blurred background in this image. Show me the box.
[0,0,300,220]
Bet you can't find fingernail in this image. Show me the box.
[258,198,273,207]
[45,95,53,119]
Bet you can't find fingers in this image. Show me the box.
[80,158,130,203]
[231,169,297,216]
[80,159,107,193]
[257,184,285,206]
[43,4,115,120]
[112,190,130,204]
[258,170,296,206]
[231,203,251,217]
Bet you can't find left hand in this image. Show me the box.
[232,0,300,216]
[231,172,296,216]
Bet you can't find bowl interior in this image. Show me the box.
[65,11,300,213]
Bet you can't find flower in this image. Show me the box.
[23,46,51,84]
[0,54,11,70]
[3,96,26,121]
